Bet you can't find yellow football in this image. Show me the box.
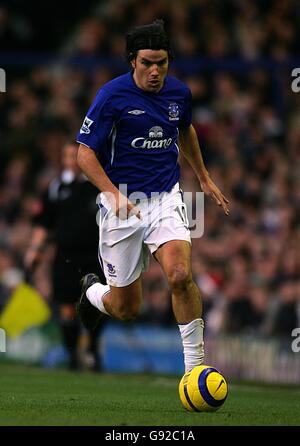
[179,365,228,412]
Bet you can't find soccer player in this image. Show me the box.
[76,20,229,373]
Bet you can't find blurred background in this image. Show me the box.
[1,0,300,382]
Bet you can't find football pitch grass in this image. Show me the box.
[0,363,300,426]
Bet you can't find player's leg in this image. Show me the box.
[155,240,201,323]
[85,275,143,321]
[78,268,144,328]
[78,195,147,325]
[144,183,204,371]
[154,240,205,372]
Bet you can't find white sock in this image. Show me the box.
[178,318,205,373]
[86,283,111,316]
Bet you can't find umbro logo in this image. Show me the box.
[128,110,145,115]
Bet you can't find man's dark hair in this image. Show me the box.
[126,19,173,63]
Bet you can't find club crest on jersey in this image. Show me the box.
[131,126,172,149]
[80,116,94,134]
[169,103,179,121]
[107,263,116,277]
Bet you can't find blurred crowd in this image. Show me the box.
[1,0,300,340]
[2,0,300,58]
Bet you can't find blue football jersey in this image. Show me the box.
[76,72,192,197]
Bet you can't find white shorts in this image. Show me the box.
[98,183,191,287]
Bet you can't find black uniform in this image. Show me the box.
[35,172,105,302]
[33,171,105,370]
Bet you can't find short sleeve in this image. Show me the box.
[76,89,115,153]
[179,88,192,129]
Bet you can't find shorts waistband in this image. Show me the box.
[100,183,180,207]
[130,183,180,205]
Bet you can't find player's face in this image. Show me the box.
[131,49,169,93]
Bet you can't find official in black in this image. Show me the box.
[25,142,105,370]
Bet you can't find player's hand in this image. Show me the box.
[200,176,229,215]
[112,192,142,220]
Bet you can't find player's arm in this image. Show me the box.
[77,144,141,219]
[77,144,118,196]
[178,124,229,215]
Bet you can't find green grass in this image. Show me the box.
[0,364,300,426]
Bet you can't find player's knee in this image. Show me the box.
[167,265,191,291]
